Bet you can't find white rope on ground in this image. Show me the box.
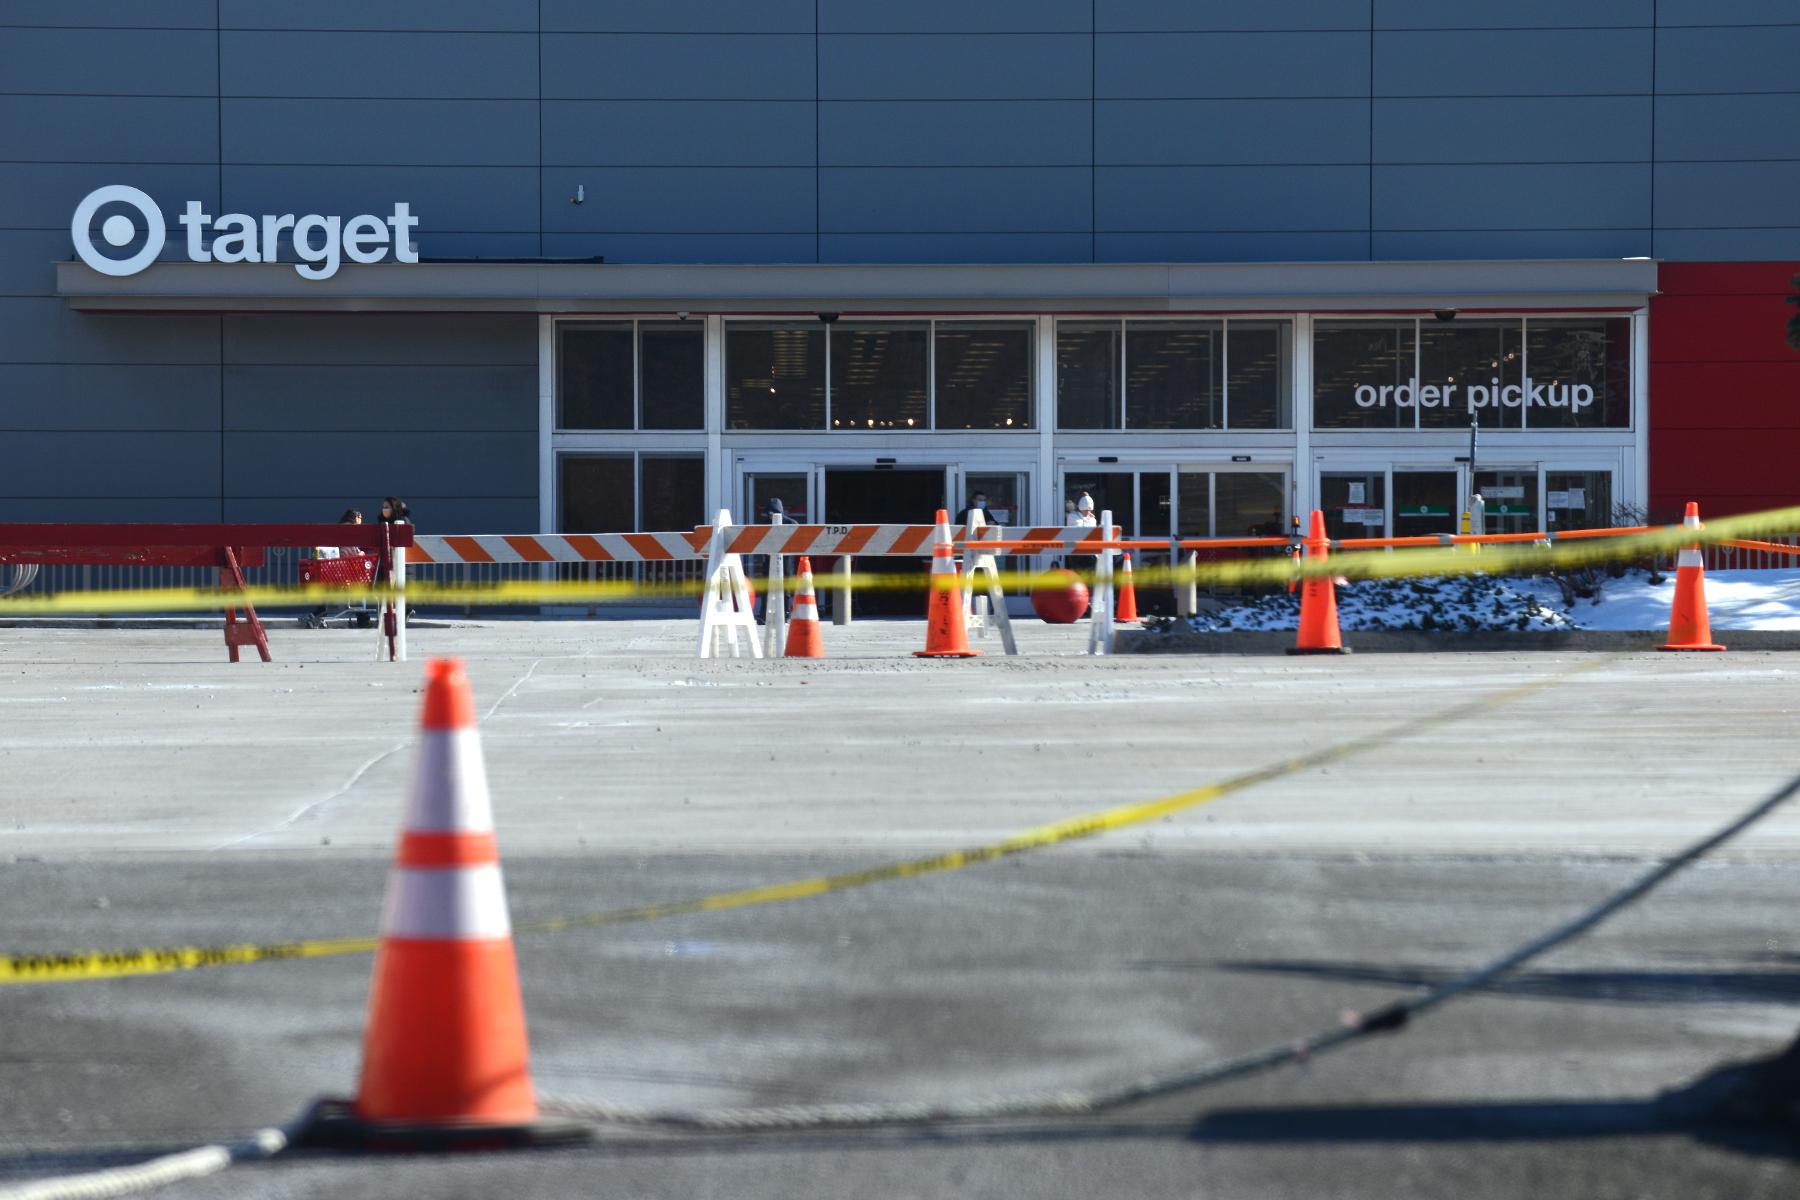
[546,767,1800,1134]
[0,1125,290,1200]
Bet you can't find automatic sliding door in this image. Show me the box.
[1393,471,1458,537]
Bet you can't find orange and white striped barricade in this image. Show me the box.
[959,510,1017,655]
[1086,512,1118,656]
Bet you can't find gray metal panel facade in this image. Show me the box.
[4,3,1795,524]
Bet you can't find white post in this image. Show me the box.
[393,545,407,663]
[833,556,853,625]
[1169,535,1186,617]
[763,552,786,657]
[1087,511,1116,656]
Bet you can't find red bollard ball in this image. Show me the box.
[1031,569,1090,623]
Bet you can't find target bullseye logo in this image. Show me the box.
[71,185,166,277]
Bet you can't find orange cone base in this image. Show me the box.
[914,647,980,658]
[354,938,536,1123]
[786,626,825,657]
[293,1097,594,1153]
[1286,646,1352,656]
[1659,642,1725,652]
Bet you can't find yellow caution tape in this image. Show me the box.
[0,660,1601,985]
[2,505,1797,614]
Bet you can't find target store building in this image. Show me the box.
[10,3,1799,546]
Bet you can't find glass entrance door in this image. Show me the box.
[745,471,813,525]
[1393,470,1459,537]
[1475,468,1536,534]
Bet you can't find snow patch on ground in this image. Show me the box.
[1170,569,1800,633]
[1519,570,1800,631]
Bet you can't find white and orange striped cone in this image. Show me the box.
[299,659,590,1150]
[1660,501,1725,652]
[1288,510,1349,655]
[785,556,825,658]
[1115,553,1141,623]
[914,508,980,658]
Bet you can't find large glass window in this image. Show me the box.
[640,456,705,532]
[1314,317,1632,431]
[1056,322,1121,430]
[727,324,826,430]
[639,323,704,430]
[1313,321,1414,429]
[1126,322,1222,429]
[558,325,634,430]
[1057,319,1290,430]
[560,453,704,534]
[559,455,634,532]
[1419,320,1523,430]
[1227,321,1292,429]
[559,321,702,431]
[936,322,1033,430]
[830,323,928,431]
[1525,319,1631,428]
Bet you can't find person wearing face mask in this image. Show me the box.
[955,490,993,527]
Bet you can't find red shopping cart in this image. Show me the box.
[299,552,378,627]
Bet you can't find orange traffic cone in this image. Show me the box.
[1289,510,1349,655]
[299,659,588,1150]
[785,556,825,658]
[1116,553,1141,623]
[914,508,979,658]
[1660,501,1725,652]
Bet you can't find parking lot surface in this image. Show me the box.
[2,619,1796,1198]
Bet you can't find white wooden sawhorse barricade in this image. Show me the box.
[408,509,1123,658]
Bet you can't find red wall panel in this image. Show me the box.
[1650,261,1800,521]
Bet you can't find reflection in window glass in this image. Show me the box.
[559,455,633,533]
[935,323,1032,429]
[1418,320,1523,429]
[1313,322,1414,429]
[1227,321,1291,428]
[639,323,704,430]
[830,324,928,431]
[558,324,634,430]
[1546,470,1612,530]
[640,456,704,533]
[1127,322,1221,429]
[1215,473,1285,537]
[1056,322,1121,429]
[1320,472,1385,540]
[727,324,825,429]
[1525,319,1631,428]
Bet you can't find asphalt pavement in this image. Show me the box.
[1,619,1796,1198]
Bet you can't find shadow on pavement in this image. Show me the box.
[1192,959,1800,1006]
